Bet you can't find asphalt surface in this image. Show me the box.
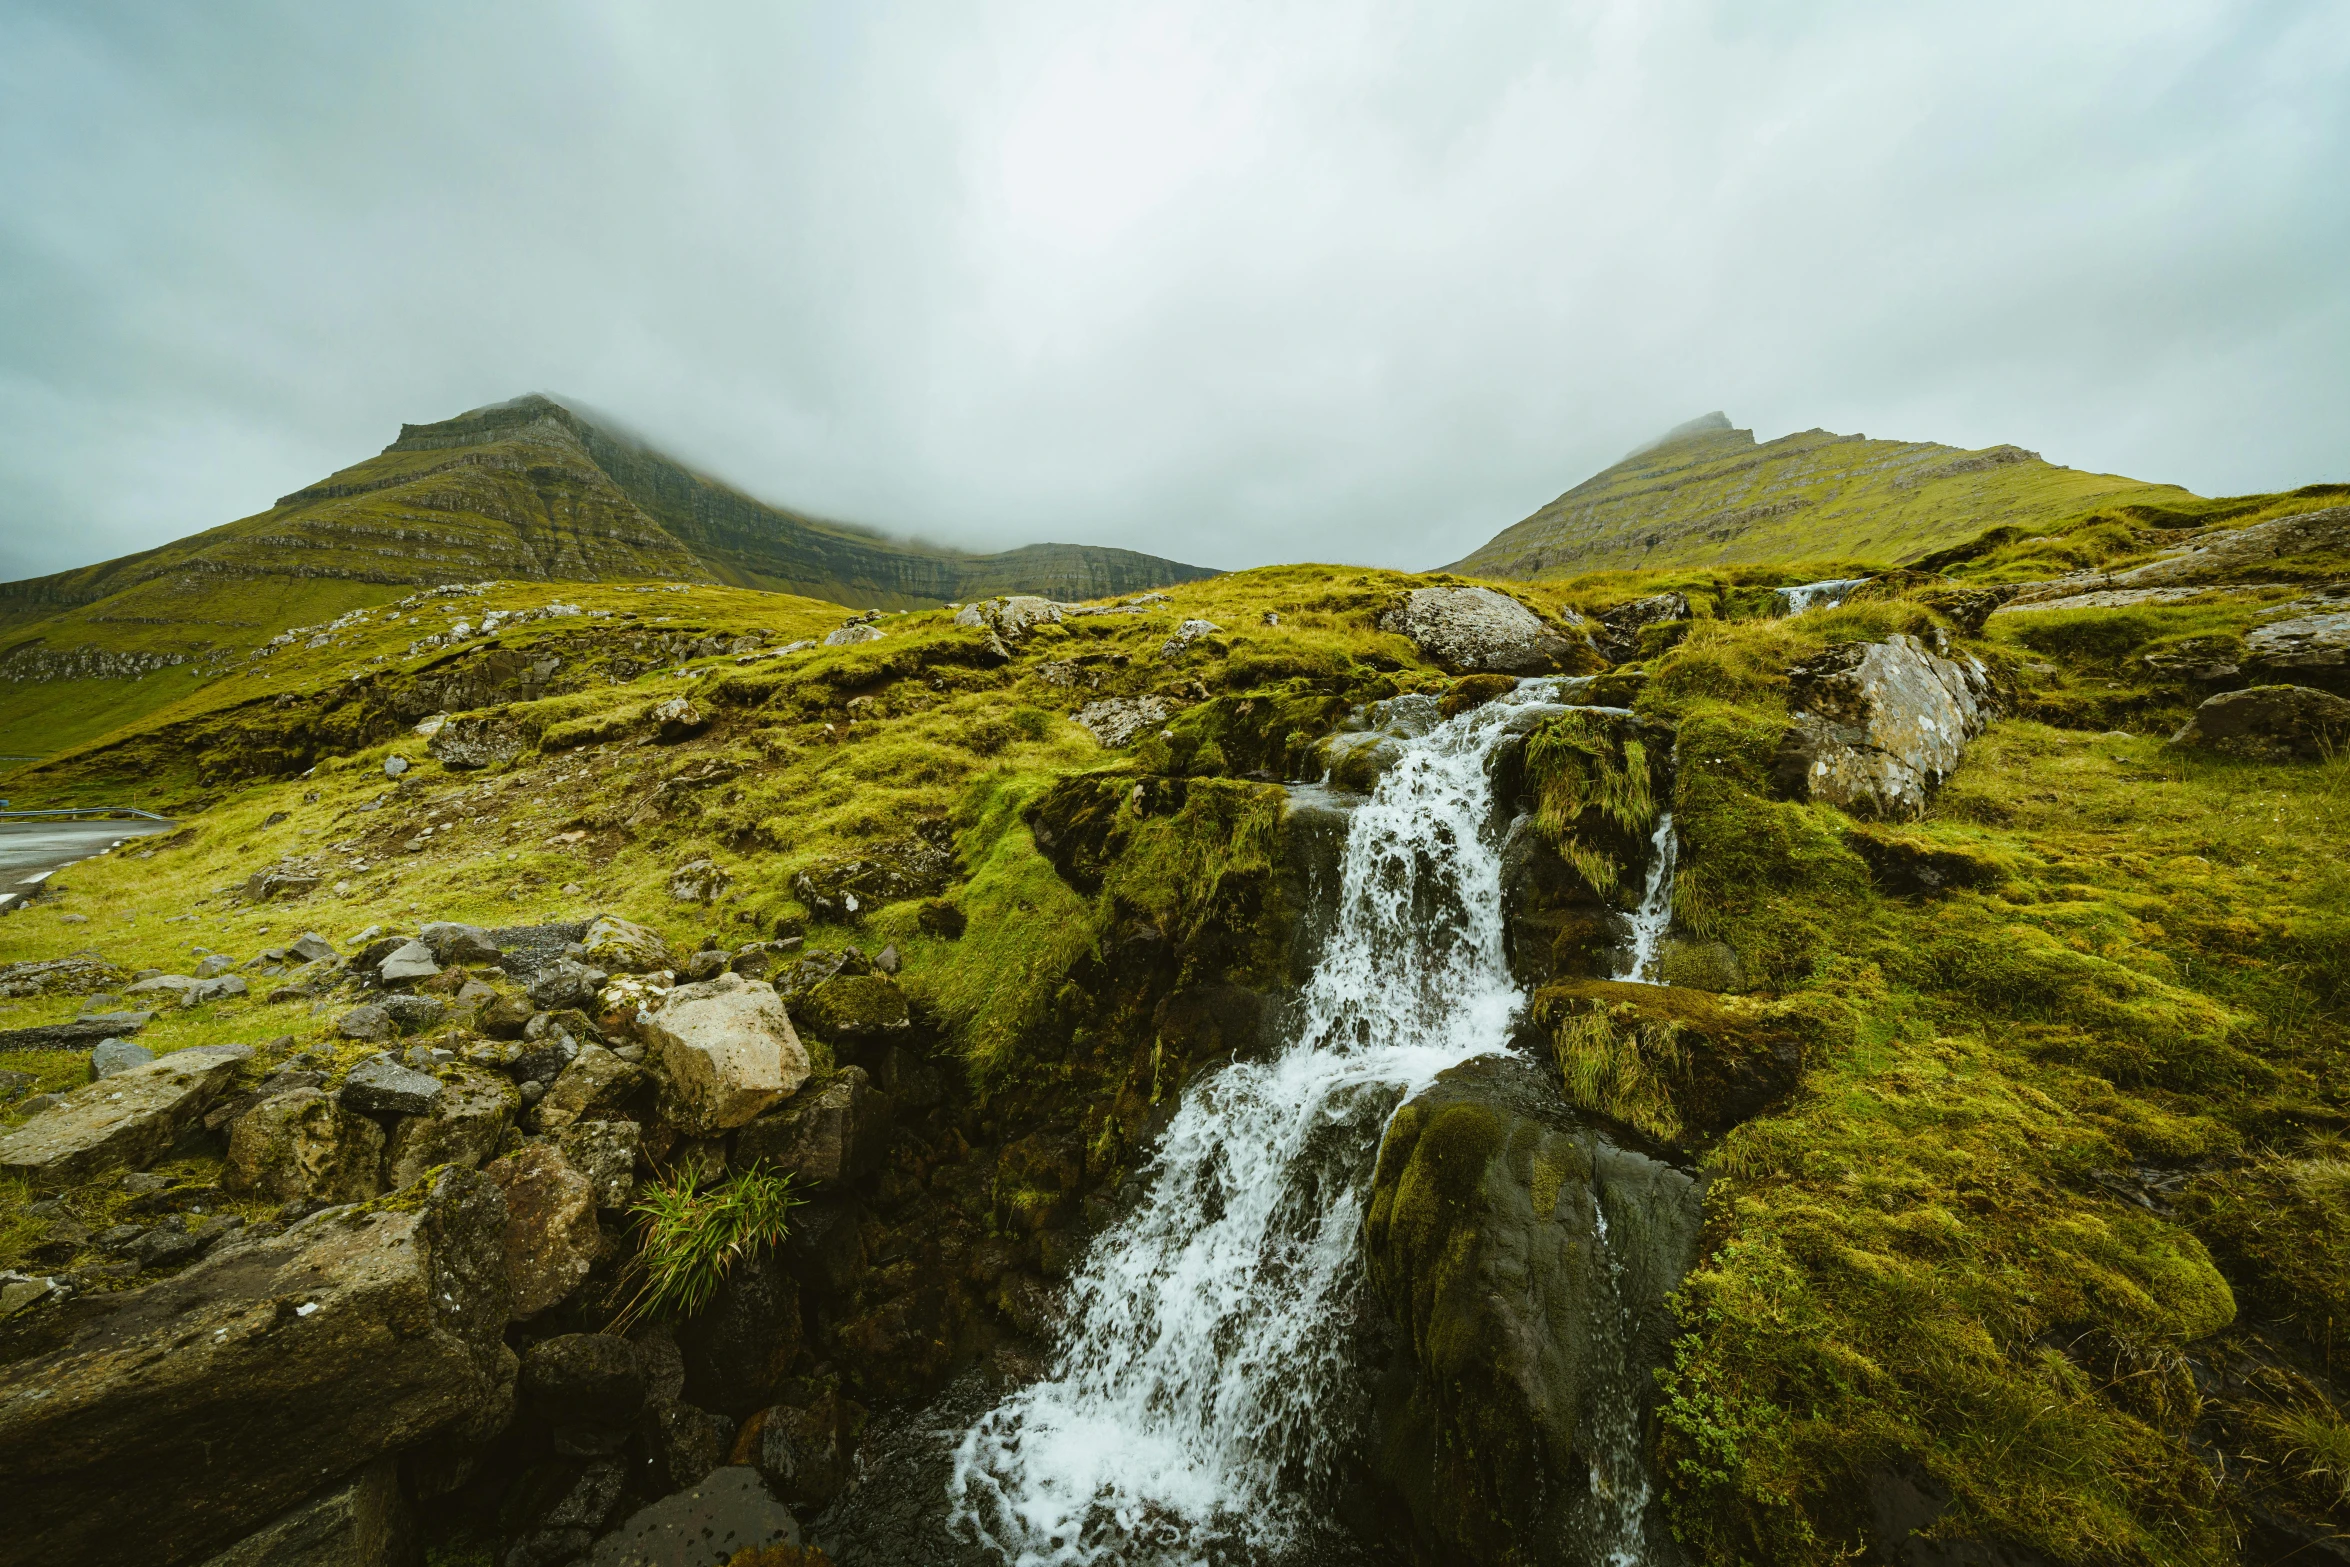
[0,818,177,909]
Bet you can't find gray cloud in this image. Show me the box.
[2,0,2344,582]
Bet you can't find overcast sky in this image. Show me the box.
[2,0,2344,581]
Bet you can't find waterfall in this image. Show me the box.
[1615,812,1677,985]
[947,681,1565,1566]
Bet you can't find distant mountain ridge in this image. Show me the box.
[0,394,1216,634]
[1451,412,2196,577]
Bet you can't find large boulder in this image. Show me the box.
[1377,586,1594,675]
[644,973,809,1134]
[0,1045,249,1185]
[530,1046,640,1135]
[1771,633,1992,818]
[2241,605,2350,696]
[1362,1055,1706,1567]
[734,1067,890,1185]
[2168,683,2350,762]
[191,1457,413,1567]
[382,1065,517,1191]
[0,1168,513,1567]
[223,1089,386,1204]
[581,914,676,975]
[486,1144,603,1321]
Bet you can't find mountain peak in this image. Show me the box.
[1622,410,1740,462]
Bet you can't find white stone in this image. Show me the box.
[645,972,809,1133]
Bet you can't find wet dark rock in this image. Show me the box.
[0,1168,513,1566]
[680,1250,801,1418]
[522,1334,648,1427]
[743,1387,862,1510]
[1361,1054,1705,1567]
[191,1456,414,1567]
[487,1143,602,1321]
[640,1398,733,1492]
[735,1067,889,1185]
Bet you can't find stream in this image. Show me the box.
[819,682,1680,1566]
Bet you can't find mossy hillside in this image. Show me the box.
[1452,417,2195,578]
[1588,580,2350,1559]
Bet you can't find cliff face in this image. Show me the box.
[1453,413,2193,577]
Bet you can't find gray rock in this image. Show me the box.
[820,622,884,647]
[1071,695,1175,748]
[747,1391,859,1510]
[1377,585,1587,674]
[581,914,675,974]
[648,696,707,741]
[2241,610,2350,698]
[382,1065,517,1191]
[339,1055,446,1118]
[2169,683,2350,762]
[242,863,323,903]
[527,957,609,1012]
[1157,617,1222,660]
[0,1011,152,1051]
[419,921,503,965]
[0,1167,513,1565]
[1363,1055,1705,1567]
[186,974,248,1006]
[427,713,524,770]
[1594,591,1692,659]
[225,1088,387,1204]
[377,939,440,985]
[191,1458,413,1567]
[125,973,197,999]
[1772,632,1993,818]
[0,1045,251,1184]
[287,932,337,964]
[667,857,731,905]
[383,754,410,777]
[646,972,809,1133]
[486,1144,601,1320]
[336,1004,396,1043]
[554,1119,641,1210]
[381,992,449,1034]
[0,954,130,999]
[530,1045,639,1135]
[195,954,234,979]
[589,1467,800,1567]
[90,1039,154,1078]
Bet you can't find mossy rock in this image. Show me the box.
[793,975,910,1041]
[1532,980,1805,1148]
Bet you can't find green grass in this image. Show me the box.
[618,1164,802,1323]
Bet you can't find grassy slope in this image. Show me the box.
[1454,421,2194,578]
[5,494,2349,1558]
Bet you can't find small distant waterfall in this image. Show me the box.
[1769,577,1871,616]
[947,683,1569,1565]
[1615,812,1678,985]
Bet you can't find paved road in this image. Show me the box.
[0,819,177,910]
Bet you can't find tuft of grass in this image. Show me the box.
[619,1164,802,1324]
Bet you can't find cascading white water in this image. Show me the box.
[1615,811,1678,985]
[947,682,1566,1566]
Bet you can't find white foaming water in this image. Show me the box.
[1615,812,1678,985]
[948,682,1563,1565]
